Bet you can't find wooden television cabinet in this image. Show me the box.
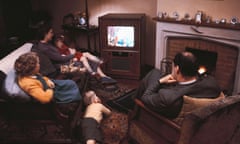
[99,13,146,79]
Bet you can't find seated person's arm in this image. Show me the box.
[47,45,74,63]
[68,48,76,55]
[141,74,177,108]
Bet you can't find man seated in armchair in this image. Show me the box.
[135,51,222,119]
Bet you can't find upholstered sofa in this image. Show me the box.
[127,94,240,144]
[0,43,87,143]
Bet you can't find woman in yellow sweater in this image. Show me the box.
[14,52,81,104]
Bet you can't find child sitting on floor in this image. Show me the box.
[54,35,103,75]
[82,90,111,144]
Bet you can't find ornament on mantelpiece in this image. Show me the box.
[220,18,227,24]
[205,16,212,23]
[172,11,180,21]
[183,13,191,21]
[230,17,239,25]
[195,11,202,24]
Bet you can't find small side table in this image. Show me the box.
[62,25,99,54]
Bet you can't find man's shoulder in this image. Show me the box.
[196,75,221,91]
[198,75,217,82]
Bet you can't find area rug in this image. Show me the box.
[0,119,72,144]
[89,78,137,144]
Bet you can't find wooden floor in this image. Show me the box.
[116,78,140,89]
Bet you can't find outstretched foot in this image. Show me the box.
[99,58,104,65]
[100,76,117,85]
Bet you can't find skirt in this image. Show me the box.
[52,79,81,103]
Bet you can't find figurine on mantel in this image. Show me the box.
[172,11,180,21]
[183,13,191,21]
[195,11,202,24]
[158,11,168,19]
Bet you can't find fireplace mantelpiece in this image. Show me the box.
[155,20,240,94]
[153,17,240,31]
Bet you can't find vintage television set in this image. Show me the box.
[99,13,146,79]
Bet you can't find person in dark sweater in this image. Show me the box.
[135,51,221,118]
[32,22,117,84]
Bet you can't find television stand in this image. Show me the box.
[99,13,146,79]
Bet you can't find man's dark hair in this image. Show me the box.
[173,51,199,77]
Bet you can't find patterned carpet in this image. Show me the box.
[88,78,137,144]
[101,110,128,144]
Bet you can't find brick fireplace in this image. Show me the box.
[155,21,240,95]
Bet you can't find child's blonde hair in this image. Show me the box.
[83,90,95,105]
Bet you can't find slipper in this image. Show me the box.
[101,77,117,84]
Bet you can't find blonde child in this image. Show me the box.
[82,90,111,144]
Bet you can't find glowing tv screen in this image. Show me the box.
[107,26,134,47]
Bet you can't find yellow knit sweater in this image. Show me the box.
[18,76,54,104]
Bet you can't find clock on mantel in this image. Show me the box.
[153,17,240,31]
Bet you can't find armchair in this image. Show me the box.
[127,94,240,144]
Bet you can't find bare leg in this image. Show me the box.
[83,52,103,64]
[80,56,94,73]
[96,67,107,78]
[96,67,117,84]
[80,55,117,84]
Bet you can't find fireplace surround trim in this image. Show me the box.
[155,22,240,94]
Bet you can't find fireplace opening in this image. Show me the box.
[186,47,218,76]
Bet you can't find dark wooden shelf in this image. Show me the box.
[153,17,240,30]
[62,24,99,53]
[62,24,98,32]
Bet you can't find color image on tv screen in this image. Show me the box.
[107,26,134,47]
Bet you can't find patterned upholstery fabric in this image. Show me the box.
[173,92,225,125]
[128,95,240,144]
[179,95,240,144]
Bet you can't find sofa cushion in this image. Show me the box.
[0,70,7,98]
[0,43,32,74]
[0,43,33,102]
[173,92,225,125]
[3,69,31,102]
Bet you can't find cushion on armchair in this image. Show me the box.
[178,95,240,144]
[173,92,225,125]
